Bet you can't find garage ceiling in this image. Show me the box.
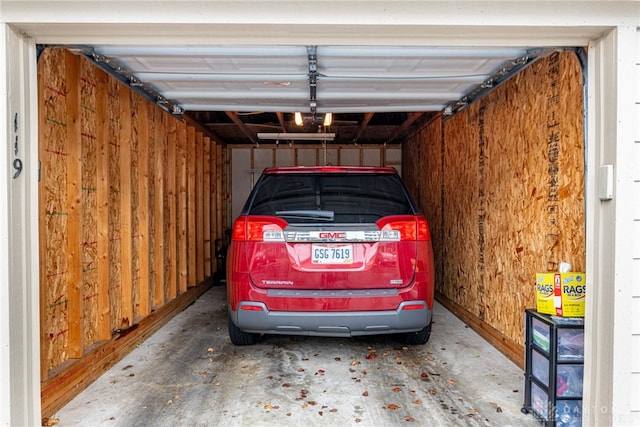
[75,44,539,145]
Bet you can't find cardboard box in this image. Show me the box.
[535,272,586,317]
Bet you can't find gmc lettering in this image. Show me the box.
[319,232,346,239]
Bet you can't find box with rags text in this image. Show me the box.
[535,272,586,317]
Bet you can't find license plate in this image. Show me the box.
[311,244,353,264]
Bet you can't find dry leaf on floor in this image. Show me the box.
[42,417,59,426]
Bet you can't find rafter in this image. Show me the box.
[352,112,375,144]
[384,112,424,144]
[276,112,288,132]
[225,111,258,144]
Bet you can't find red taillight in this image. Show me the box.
[231,216,288,242]
[376,215,431,241]
[416,217,431,241]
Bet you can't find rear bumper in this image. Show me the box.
[229,301,432,337]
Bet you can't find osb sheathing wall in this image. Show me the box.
[38,48,226,416]
[403,51,585,366]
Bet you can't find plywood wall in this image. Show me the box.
[403,51,585,366]
[38,48,224,414]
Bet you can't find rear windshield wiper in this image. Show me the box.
[275,210,334,221]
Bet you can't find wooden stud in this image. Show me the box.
[153,108,165,307]
[118,82,133,329]
[136,98,150,317]
[203,137,212,277]
[196,131,205,282]
[95,64,111,341]
[215,144,224,243]
[64,51,83,359]
[147,106,156,307]
[129,92,140,319]
[187,125,196,287]
[166,116,178,299]
[177,121,188,293]
[107,74,122,334]
[210,139,218,275]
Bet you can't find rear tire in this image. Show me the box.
[228,315,260,345]
[400,322,432,345]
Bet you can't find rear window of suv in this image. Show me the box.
[245,172,416,224]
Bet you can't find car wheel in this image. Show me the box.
[228,315,260,345]
[401,322,432,345]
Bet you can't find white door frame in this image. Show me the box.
[584,26,639,426]
[0,23,42,427]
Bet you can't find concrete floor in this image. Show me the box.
[54,285,540,427]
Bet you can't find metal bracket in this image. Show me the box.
[307,46,318,118]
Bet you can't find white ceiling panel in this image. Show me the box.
[88,44,536,114]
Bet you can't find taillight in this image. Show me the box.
[376,215,431,241]
[416,217,431,241]
[231,216,288,242]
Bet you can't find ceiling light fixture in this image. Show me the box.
[294,112,303,126]
[323,112,332,127]
[257,132,335,141]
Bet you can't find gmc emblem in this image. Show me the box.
[319,232,346,239]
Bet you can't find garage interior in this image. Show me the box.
[37,41,585,419]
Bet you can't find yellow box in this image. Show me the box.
[535,273,586,317]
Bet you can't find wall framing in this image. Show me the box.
[36,48,223,416]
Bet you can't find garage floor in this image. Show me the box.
[54,285,539,427]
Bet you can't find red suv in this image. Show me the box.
[226,166,434,345]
